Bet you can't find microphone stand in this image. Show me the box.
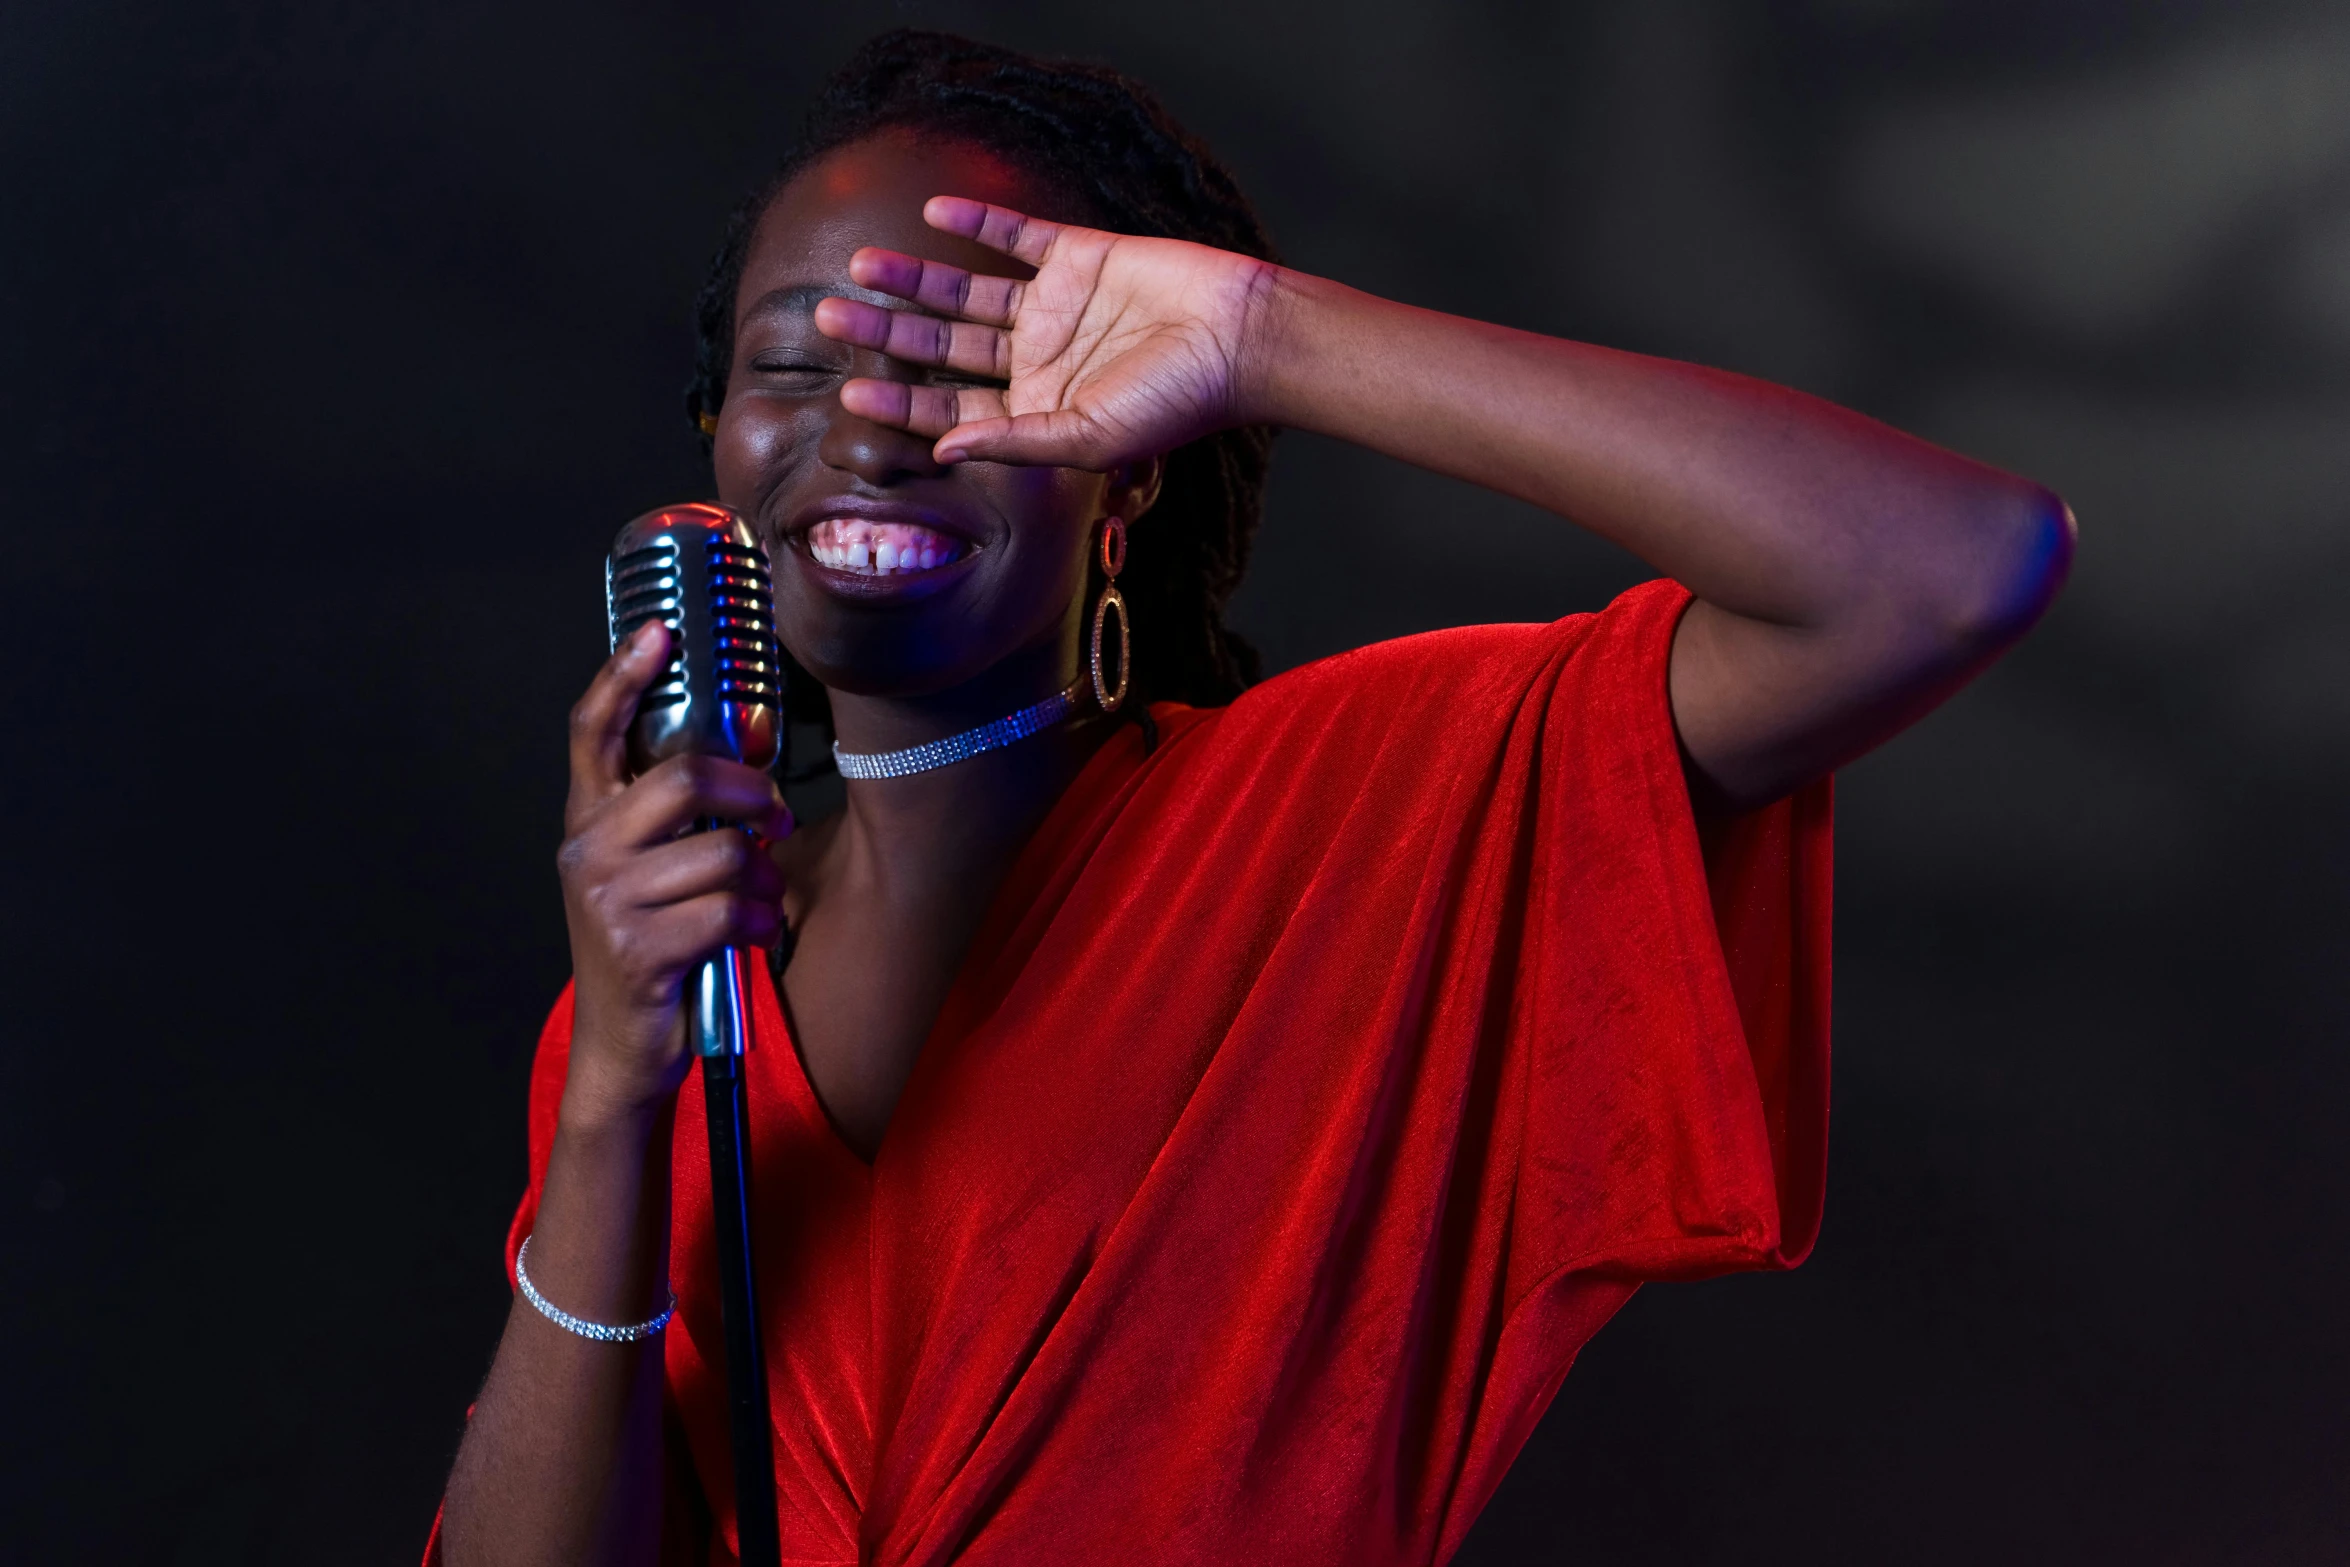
[693,941,782,1567]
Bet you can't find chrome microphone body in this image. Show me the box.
[606,502,784,1061]
[605,500,786,1567]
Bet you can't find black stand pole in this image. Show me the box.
[696,948,781,1567]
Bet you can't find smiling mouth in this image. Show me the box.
[801,517,970,576]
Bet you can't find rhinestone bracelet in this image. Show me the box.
[515,1235,676,1344]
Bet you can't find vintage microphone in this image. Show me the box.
[606,501,785,1567]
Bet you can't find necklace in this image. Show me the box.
[832,678,1092,780]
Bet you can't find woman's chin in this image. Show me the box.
[778,623,981,702]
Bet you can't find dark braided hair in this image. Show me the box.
[686,29,1276,717]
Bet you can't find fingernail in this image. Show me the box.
[938,447,968,465]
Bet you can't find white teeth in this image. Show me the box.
[804,517,965,576]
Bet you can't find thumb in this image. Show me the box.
[935,410,1109,468]
[567,619,667,823]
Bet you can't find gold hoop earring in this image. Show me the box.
[1090,517,1130,713]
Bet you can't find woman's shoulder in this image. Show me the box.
[1125,581,1690,807]
[1216,579,1689,732]
[1233,621,1563,717]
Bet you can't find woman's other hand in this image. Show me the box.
[812,197,1277,468]
[555,619,793,1128]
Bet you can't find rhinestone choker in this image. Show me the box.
[832,678,1091,780]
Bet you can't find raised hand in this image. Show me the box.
[813,196,1278,469]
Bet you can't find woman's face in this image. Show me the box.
[712,130,1150,701]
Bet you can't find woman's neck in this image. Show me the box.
[789,634,1117,926]
[830,710,1116,894]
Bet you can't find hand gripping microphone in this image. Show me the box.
[607,501,785,1567]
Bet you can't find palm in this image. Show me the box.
[814,198,1273,469]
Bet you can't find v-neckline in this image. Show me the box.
[750,711,1178,1173]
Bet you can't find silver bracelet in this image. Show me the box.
[514,1235,676,1343]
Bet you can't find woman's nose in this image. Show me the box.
[818,368,947,486]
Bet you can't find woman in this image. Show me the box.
[435,30,2070,1567]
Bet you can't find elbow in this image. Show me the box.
[1933,481,2075,661]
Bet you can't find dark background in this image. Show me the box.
[6,1,2347,1561]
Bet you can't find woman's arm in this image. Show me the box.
[1244,273,2073,809]
[818,200,2072,809]
[439,623,792,1567]
[439,1110,677,1567]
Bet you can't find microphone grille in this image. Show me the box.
[607,540,688,701]
[605,502,784,774]
[706,535,781,706]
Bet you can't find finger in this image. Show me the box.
[840,378,1008,440]
[674,892,785,961]
[923,196,1063,269]
[615,829,785,911]
[814,297,1011,380]
[606,755,791,849]
[633,892,786,978]
[936,410,1114,468]
[846,248,1024,328]
[567,621,670,820]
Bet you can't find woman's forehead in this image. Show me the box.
[744,131,1066,289]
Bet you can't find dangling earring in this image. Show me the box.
[1089,516,1130,713]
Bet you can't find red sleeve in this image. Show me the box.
[1201,576,1828,1306]
[420,988,710,1567]
[1506,579,1831,1289]
[1422,579,1832,1551]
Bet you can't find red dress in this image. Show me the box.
[430,579,1832,1566]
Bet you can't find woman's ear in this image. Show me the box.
[1106,455,1165,524]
